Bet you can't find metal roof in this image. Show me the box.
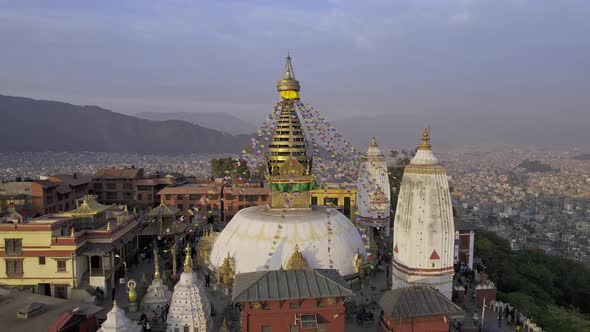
[232,269,353,302]
[378,286,463,320]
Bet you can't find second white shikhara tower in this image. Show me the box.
[391,128,455,299]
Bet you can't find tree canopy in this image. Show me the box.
[475,231,590,331]
[210,157,250,181]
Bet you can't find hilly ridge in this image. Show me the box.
[0,94,251,155]
[135,111,258,135]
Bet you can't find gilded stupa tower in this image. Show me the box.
[267,54,314,209]
[391,128,455,299]
[209,54,366,277]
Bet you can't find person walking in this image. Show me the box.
[472,312,479,327]
[205,273,211,287]
[515,323,521,332]
[498,313,503,328]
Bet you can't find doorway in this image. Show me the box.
[38,283,51,296]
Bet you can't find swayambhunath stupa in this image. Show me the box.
[209,54,369,277]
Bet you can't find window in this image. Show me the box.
[93,183,103,190]
[5,259,24,277]
[177,194,185,200]
[106,192,118,200]
[324,197,339,206]
[137,193,143,201]
[39,257,46,265]
[262,326,272,332]
[5,239,23,256]
[189,194,201,200]
[311,197,318,205]
[54,284,67,299]
[123,192,133,199]
[123,183,133,190]
[300,314,318,329]
[147,194,152,201]
[137,185,151,191]
[165,194,171,200]
[261,195,267,201]
[183,325,189,332]
[106,183,117,190]
[57,260,67,272]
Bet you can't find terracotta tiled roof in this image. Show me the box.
[49,174,91,187]
[135,178,175,186]
[94,168,142,179]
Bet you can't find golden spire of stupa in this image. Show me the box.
[370,137,378,147]
[183,243,193,272]
[277,53,300,98]
[286,244,309,270]
[418,127,432,150]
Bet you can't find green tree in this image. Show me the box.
[210,157,251,180]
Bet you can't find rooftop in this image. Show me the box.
[232,269,353,302]
[379,286,463,320]
[94,167,142,180]
[0,288,102,332]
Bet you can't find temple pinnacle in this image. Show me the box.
[418,127,432,150]
[370,137,378,147]
[277,53,300,97]
[183,243,193,272]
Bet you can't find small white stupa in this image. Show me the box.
[166,244,211,332]
[356,137,391,263]
[140,249,172,312]
[98,300,142,332]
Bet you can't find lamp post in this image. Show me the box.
[114,254,128,280]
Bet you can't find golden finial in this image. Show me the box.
[370,137,377,147]
[124,204,128,212]
[219,253,235,289]
[113,299,118,307]
[154,249,161,280]
[277,53,300,94]
[286,244,308,270]
[70,225,75,237]
[418,127,432,150]
[106,221,111,231]
[183,243,192,272]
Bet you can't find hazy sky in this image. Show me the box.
[1,0,589,122]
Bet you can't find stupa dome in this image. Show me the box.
[209,205,365,277]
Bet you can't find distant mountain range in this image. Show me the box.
[0,94,250,155]
[332,110,590,150]
[134,111,258,135]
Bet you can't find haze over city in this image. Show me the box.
[0,2,589,332]
[1,0,589,139]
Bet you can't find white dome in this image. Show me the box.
[210,205,366,276]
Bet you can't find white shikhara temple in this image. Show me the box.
[98,301,142,332]
[356,138,391,261]
[167,245,211,332]
[140,251,172,312]
[392,129,455,299]
[209,55,366,278]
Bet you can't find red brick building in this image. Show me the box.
[379,286,463,332]
[92,167,144,205]
[134,177,175,206]
[454,218,477,269]
[232,269,353,332]
[0,176,90,216]
[158,181,269,223]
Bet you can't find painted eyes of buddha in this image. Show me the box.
[280,192,302,199]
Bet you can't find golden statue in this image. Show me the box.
[286,245,309,270]
[218,253,235,291]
